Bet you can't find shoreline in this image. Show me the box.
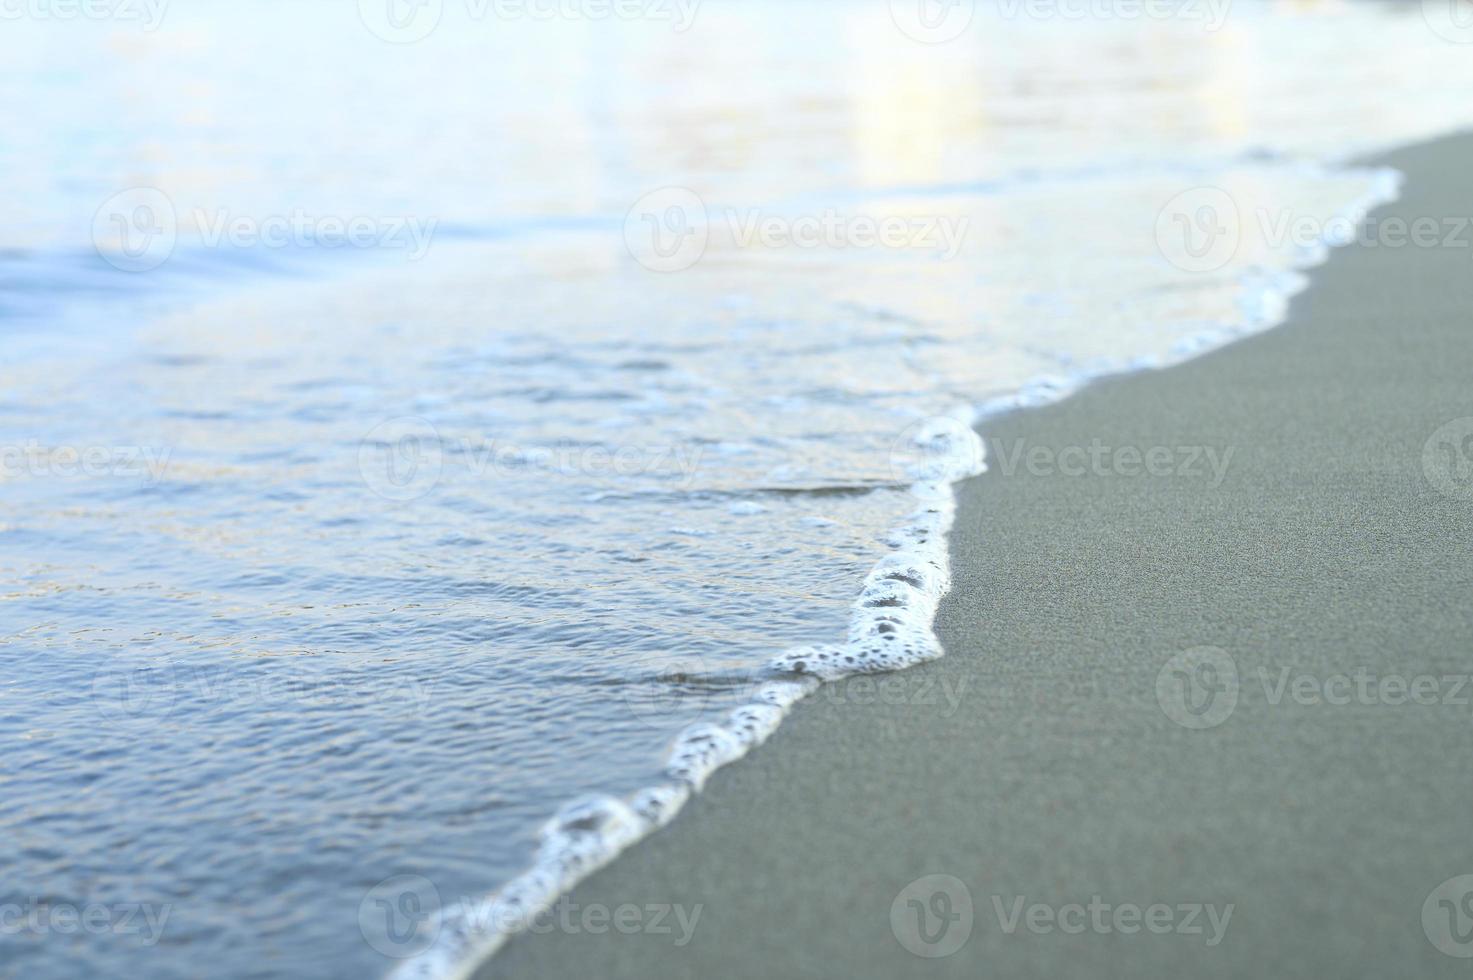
[397,150,1409,980]
[472,130,1473,979]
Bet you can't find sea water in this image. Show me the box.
[2,1,1471,977]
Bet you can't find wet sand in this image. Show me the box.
[477,131,1473,980]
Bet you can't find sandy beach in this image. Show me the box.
[12,7,1473,978]
[478,132,1473,979]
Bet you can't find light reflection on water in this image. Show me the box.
[2,1,1472,977]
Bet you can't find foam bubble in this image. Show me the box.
[389,415,981,980]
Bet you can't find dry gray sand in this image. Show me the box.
[477,132,1473,979]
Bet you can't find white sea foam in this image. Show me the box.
[387,416,978,979]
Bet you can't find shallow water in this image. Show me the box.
[3,1,1473,977]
